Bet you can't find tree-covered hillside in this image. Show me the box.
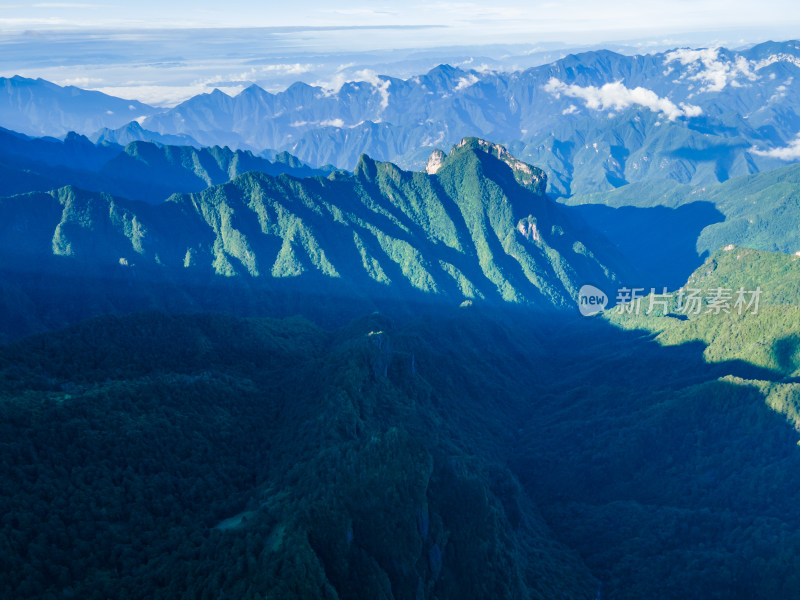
[0,138,629,342]
[566,161,800,253]
[560,163,800,288]
[0,127,331,204]
[0,310,599,600]
[3,255,800,598]
[607,246,800,378]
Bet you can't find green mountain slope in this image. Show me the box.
[507,248,800,599]
[0,138,629,341]
[0,128,331,204]
[563,163,800,286]
[607,246,800,378]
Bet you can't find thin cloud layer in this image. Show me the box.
[751,134,800,160]
[314,69,390,110]
[92,84,244,107]
[353,69,391,110]
[454,74,479,91]
[544,78,702,121]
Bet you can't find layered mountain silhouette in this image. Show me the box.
[5,42,800,196]
[0,75,156,137]
[0,126,333,204]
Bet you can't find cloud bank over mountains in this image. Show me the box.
[752,133,800,159]
[543,78,702,120]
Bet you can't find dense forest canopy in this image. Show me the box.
[2,244,800,599]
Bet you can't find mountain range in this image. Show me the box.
[2,124,799,336]
[4,35,800,600]
[0,138,631,341]
[560,159,800,286]
[4,40,800,196]
[0,126,332,204]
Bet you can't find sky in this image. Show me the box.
[2,1,800,40]
[1,1,799,106]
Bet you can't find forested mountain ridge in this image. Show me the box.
[0,126,332,204]
[0,137,628,341]
[608,246,800,378]
[4,36,800,600]
[564,161,800,258]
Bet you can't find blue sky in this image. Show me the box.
[1,1,799,42]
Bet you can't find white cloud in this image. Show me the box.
[751,134,800,160]
[544,78,701,121]
[454,74,479,91]
[87,66,318,107]
[768,84,788,103]
[258,63,314,75]
[290,118,346,128]
[314,73,348,95]
[32,3,98,7]
[664,47,758,92]
[92,84,243,107]
[352,69,391,110]
[59,76,103,87]
[753,53,800,71]
[319,7,398,16]
[562,104,579,115]
[199,64,314,88]
[314,69,391,110]
[0,17,71,26]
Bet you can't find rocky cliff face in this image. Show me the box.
[425,149,445,175]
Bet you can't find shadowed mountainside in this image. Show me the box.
[3,248,800,599]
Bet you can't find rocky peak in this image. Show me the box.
[452,137,547,194]
[425,149,445,175]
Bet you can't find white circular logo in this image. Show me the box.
[578,284,608,316]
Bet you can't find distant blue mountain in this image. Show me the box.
[130,41,800,192]
[0,127,333,204]
[0,76,157,137]
[90,120,202,148]
[4,41,800,195]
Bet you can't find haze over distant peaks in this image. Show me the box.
[4,41,800,196]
